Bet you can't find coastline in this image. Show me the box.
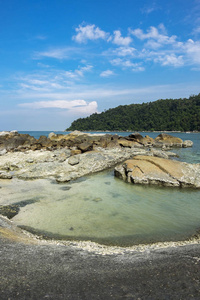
[0,130,200,298]
[1,214,200,256]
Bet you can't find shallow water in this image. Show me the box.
[1,131,200,246]
[0,169,200,246]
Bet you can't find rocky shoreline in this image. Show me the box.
[0,130,196,185]
[0,131,200,299]
[0,130,199,242]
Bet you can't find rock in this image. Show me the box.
[26,159,34,163]
[150,149,169,159]
[155,133,183,147]
[127,133,154,147]
[0,149,7,156]
[10,130,18,135]
[77,142,93,152]
[68,155,80,165]
[0,171,13,179]
[106,140,120,148]
[128,132,144,142]
[142,135,155,146]
[48,132,57,139]
[0,133,37,151]
[118,139,135,148]
[182,140,193,148]
[114,155,200,188]
[70,149,82,156]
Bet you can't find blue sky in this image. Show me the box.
[1,0,200,130]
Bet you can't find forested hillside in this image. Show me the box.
[66,94,200,132]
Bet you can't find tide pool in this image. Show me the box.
[1,131,199,246]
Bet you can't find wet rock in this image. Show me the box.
[0,198,39,219]
[59,186,71,191]
[92,197,103,202]
[115,155,200,188]
[0,205,19,219]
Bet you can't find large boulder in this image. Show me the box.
[154,133,183,147]
[127,133,154,147]
[114,155,200,188]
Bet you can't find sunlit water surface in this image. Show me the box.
[1,131,199,246]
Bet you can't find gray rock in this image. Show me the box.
[0,149,7,156]
[0,171,13,179]
[150,149,169,159]
[48,132,57,139]
[68,155,80,165]
[182,140,193,148]
[26,159,34,163]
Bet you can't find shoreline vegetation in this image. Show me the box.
[66,94,200,132]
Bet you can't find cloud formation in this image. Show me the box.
[34,47,82,60]
[100,70,115,77]
[72,24,110,43]
[19,99,98,115]
[112,30,132,46]
[110,58,144,71]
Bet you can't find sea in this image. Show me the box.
[1,131,200,246]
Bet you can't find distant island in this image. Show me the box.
[66,94,200,132]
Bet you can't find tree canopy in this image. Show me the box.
[66,94,200,132]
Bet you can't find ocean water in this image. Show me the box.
[1,131,200,246]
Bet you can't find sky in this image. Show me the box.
[1,0,200,131]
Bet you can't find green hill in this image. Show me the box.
[66,94,200,132]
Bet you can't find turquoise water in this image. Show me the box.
[6,131,199,245]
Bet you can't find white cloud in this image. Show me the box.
[100,70,115,77]
[68,101,98,115]
[184,39,200,64]
[130,25,177,48]
[141,2,159,14]
[64,64,93,79]
[114,46,136,57]
[19,99,95,110]
[154,54,184,67]
[73,24,109,43]
[34,47,82,60]
[110,58,144,71]
[112,30,132,46]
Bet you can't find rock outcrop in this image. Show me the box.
[0,131,193,155]
[0,131,195,184]
[154,133,193,148]
[114,155,200,188]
